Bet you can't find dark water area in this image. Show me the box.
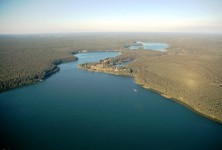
[0,52,222,150]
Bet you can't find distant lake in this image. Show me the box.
[129,41,169,51]
[0,52,222,150]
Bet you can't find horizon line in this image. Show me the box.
[1,31,222,35]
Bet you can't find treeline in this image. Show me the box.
[78,35,222,122]
[0,33,162,92]
[0,33,222,122]
[129,44,222,121]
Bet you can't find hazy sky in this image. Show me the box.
[0,0,221,34]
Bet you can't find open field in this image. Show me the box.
[0,33,222,122]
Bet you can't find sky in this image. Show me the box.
[0,0,222,34]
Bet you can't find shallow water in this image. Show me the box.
[0,52,222,150]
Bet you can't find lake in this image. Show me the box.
[0,52,222,150]
[129,41,169,51]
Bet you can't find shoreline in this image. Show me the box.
[1,50,221,124]
[0,50,119,93]
[79,59,222,124]
[133,78,222,124]
[0,53,78,93]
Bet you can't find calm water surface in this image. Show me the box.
[0,52,222,150]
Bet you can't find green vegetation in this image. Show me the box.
[0,33,222,122]
[0,33,129,91]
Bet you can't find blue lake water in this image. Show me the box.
[129,41,169,51]
[0,52,222,150]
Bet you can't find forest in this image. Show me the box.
[0,33,222,122]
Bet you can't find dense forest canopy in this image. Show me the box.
[0,33,222,122]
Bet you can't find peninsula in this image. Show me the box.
[0,33,222,122]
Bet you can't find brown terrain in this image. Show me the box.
[0,33,222,122]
